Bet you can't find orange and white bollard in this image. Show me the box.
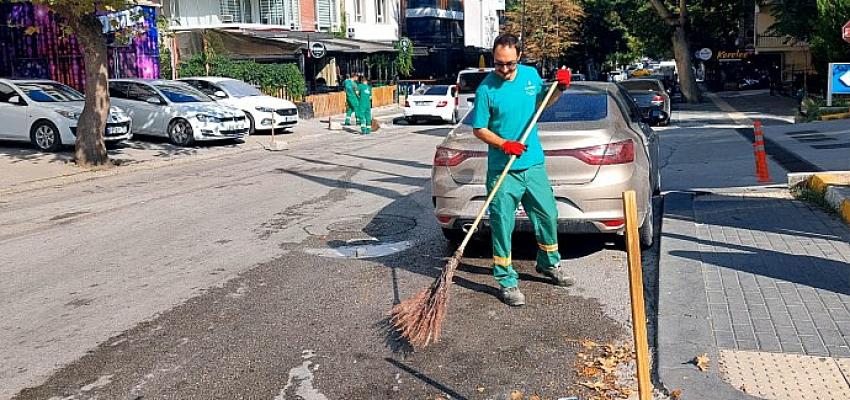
[752,120,771,183]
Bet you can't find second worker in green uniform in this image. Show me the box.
[471,33,575,306]
[344,73,360,126]
[357,77,373,135]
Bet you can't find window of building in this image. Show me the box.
[375,0,386,23]
[353,0,364,22]
[316,0,338,30]
[220,0,243,23]
[260,0,300,29]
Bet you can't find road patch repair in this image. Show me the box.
[789,171,850,224]
[303,214,416,258]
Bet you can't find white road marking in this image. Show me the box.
[274,350,328,400]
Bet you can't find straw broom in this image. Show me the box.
[390,80,563,349]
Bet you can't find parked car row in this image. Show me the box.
[0,77,299,152]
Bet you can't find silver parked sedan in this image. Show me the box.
[431,82,663,247]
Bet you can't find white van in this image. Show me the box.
[456,67,494,118]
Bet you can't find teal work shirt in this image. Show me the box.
[471,65,545,172]
[358,82,372,108]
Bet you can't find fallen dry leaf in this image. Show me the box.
[579,366,602,377]
[596,356,618,373]
[579,380,608,391]
[528,394,541,400]
[694,353,710,372]
[510,389,524,400]
[670,388,682,399]
[581,339,598,349]
[476,385,485,393]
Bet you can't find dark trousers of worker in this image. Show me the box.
[486,163,561,289]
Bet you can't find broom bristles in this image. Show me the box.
[390,255,460,349]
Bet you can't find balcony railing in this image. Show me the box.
[756,35,808,49]
[407,0,462,11]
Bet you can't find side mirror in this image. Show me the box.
[644,109,668,124]
[213,90,227,98]
[145,96,162,105]
[8,95,23,105]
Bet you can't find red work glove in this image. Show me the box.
[556,68,572,87]
[500,141,527,156]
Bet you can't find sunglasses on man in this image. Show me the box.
[494,60,519,70]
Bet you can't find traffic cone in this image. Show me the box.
[752,120,771,183]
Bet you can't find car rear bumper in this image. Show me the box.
[404,107,453,120]
[432,164,650,234]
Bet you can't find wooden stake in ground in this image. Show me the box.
[389,81,561,349]
[622,190,652,400]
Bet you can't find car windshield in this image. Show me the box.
[18,82,84,102]
[416,85,450,95]
[458,72,489,94]
[217,79,264,98]
[155,83,212,103]
[622,80,661,91]
[461,90,608,125]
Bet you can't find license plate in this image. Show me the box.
[415,102,430,106]
[107,126,127,134]
[485,205,526,217]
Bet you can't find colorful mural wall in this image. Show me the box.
[0,2,159,91]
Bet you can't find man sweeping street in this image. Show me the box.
[344,73,360,126]
[358,76,373,135]
[471,34,575,306]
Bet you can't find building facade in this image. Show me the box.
[343,0,400,42]
[462,0,501,49]
[753,2,812,84]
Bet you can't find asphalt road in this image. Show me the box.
[1,120,659,400]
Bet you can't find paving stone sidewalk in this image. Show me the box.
[658,189,850,400]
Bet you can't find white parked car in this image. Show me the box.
[456,67,493,117]
[403,85,459,124]
[0,79,132,152]
[108,79,249,146]
[178,77,298,134]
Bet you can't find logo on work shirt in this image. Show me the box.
[524,80,536,96]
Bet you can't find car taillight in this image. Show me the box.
[652,95,664,102]
[601,219,625,228]
[437,100,448,107]
[433,147,486,166]
[546,139,635,165]
[404,100,410,107]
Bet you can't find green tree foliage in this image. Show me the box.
[504,0,584,62]
[772,0,850,72]
[177,55,307,100]
[394,37,414,78]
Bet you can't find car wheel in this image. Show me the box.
[639,196,655,249]
[168,118,195,146]
[245,112,256,135]
[30,120,62,152]
[441,228,464,247]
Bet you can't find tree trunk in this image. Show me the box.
[671,24,701,103]
[72,14,110,167]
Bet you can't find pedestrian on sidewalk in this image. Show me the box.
[470,33,575,306]
[344,73,360,126]
[358,76,373,135]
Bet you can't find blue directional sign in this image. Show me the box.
[830,63,850,94]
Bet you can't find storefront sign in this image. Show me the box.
[695,48,712,61]
[827,63,850,106]
[309,42,326,59]
[716,50,750,60]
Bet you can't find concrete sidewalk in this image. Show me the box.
[0,105,404,195]
[657,92,850,399]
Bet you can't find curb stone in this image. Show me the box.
[656,192,761,400]
[788,171,850,225]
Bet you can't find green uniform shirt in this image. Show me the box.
[471,65,545,172]
[344,79,357,96]
[358,82,372,107]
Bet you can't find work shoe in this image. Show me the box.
[537,265,576,287]
[499,286,526,306]
[344,119,351,125]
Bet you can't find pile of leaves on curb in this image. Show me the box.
[570,339,636,400]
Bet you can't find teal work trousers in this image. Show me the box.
[486,163,561,288]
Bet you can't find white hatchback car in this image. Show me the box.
[108,79,249,146]
[404,85,459,124]
[0,79,132,152]
[178,77,298,134]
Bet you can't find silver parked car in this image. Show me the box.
[432,82,664,247]
[620,78,671,126]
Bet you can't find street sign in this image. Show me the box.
[696,48,712,61]
[843,20,850,43]
[309,42,326,59]
[399,37,411,52]
[827,63,850,106]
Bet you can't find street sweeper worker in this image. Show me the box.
[470,33,575,307]
[358,76,373,134]
[344,73,360,126]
